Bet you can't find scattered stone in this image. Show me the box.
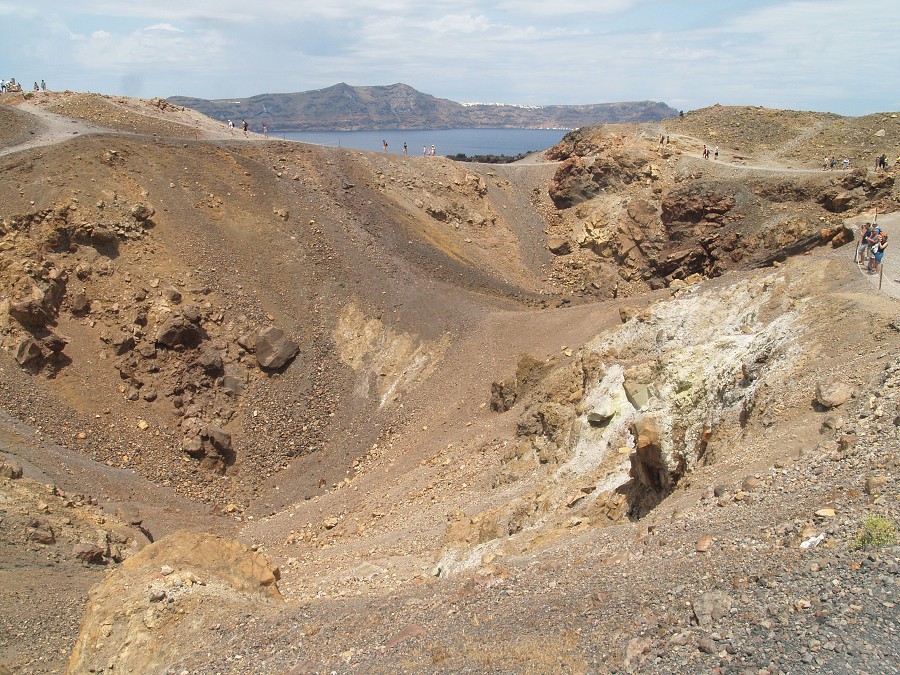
[27,518,55,544]
[162,285,182,304]
[384,624,426,649]
[547,236,572,255]
[692,590,733,627]
[130,204,155,222]
[695,534,714,552]
[864,476,888,496]
[698,636,718,654]
[742,476,763,491]
[13,338,43,366]
[624,636,652,668]
[815,379,853,409]
[0,457,23,479]
[73,542,105,564]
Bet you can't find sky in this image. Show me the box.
[1,1,898,115]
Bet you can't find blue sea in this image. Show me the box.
[274,128,568,157]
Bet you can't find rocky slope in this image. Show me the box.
[0,91,898,673]
[168,82,677,131]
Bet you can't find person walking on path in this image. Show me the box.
[870,232,887,275]
[242,119,248,136]
[403,142,408,156]
[857,223,874,265]
[263,124,268,138]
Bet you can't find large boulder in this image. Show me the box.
[821,190,853,213]
[255,326,298,370]
[13,338,43,366]
[155,313,203,349]
[67,531,281,674]
[816,379,853,409]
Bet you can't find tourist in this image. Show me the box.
[242,119,248,136]
[870,232,887,275]
[383,139,388,153]
[423,145,427,156]
[228,119,234,133]
[40,79,46,92]
[841,158,850,170]
[403,142,408,155]
[431,144,436,156]
[33,82,39,92]
[714,145,719,160]
[857,223,873,265]
[263,124,268,138]
[865,227,882,271]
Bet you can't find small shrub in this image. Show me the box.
[853,515,897,550]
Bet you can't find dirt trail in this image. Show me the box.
[0,103,107,157]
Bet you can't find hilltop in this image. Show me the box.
[168,82,677,131]
[0,90,899,674]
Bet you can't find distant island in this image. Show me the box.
[168,82,677,131]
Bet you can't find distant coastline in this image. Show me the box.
[169,82,676,133]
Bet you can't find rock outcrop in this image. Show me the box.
[67,530,281,674]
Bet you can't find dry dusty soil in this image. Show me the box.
[0,91,899,674]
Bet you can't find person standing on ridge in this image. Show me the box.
[403,142,408,155]
[242,119,248,136]
[383,139,388,153]
[40,79,46,91]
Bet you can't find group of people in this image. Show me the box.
[856,222,888,275]
[0,79,45,92]
[702,144,718,160]
[822,156,851,170]
[874,154,895,171]
[382,141,437,156]
[227,119,252,137]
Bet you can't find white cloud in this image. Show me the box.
[146,23,184,33]
[423,13,491,34]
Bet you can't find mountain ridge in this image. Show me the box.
[168,82,677,131]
